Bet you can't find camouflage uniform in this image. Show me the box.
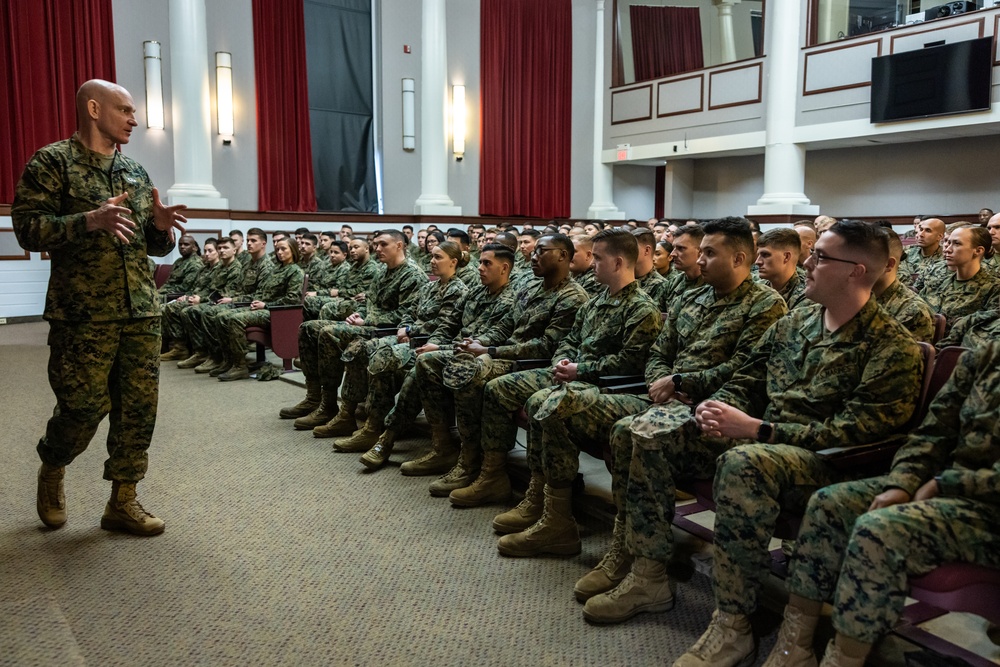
[901,244,943,286]
[497,282,662,484]
[876,277,936,343]
[162,260,217,344]
[918,268,1000,336]
[660,271,705,312]
[382,281,517,433]
[304,261,424,403]
[212,262,305,363]
[12,134,175,482]
[637,269,671,311]
[300,255,328,286]
[936,308,1000,349]
[457,262,479,287]
[573,269,603,299]
[179,257,249,357]
[159,253,203,294]
[414,277,588,455]
[787,343,1000,644]
[766,270,809,310]
[609,278,788,548]
[198,253,275,339]
[707,299,922,616]
[305,255,381,321]
[346,277,467,422]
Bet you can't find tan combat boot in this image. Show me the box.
[313,402,358,439]
[574,517,633,602]
[761,595,822,667]
[496,484,581,558]
[194,356,221,374]
[428,442,481,497]
[399,425,459,476]
[37,463,67,528]
[491,473,544,534]
[159,341,189,361]
[448,450,511,507]
[332,415,382,453]
[673,610,755,667]
[582,556,673,623]
[817,637,871,667]
[359,430,397,469]
[293,390,337,430]
[208,359,232,377]
[177,352,207,369]
[100,481,165,536]
[279,379,322,419]
[218,362,250,381]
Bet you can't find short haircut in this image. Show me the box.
[673,224,705,245]
[294,227,310,235]
[447,229,471,246]
[247,227,267,241]
[519,229,542,239]
[402,224,414,232]
[479,242,516,267]
[341,224,354,231]
[540,233,575,261]
[584,220,605,230]
[593,227,638,265]
[204,237,218,248]
[882,227,903,260]
[435,240,471,268]
[493,232,519,251]
[321,231,337,240]
[793,220,816,231]
[272,231,289,241]
[376,229,408,247]
[331,240,349,255]
[230,229,244,239]
[629,227,656,249]
[757,227,801,252]
[217,236,234,247]
[301,233,318,245]
[573,235,595,250]
[701,216,755,256]
[827,219,889,271]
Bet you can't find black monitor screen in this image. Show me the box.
[870,36,994,123]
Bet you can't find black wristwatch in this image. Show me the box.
[756,420,773,443]
[672,374,682,391]
[488,346,497,357]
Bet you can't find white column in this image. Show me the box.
[414,0,460,215]
[746,0,818,217]
[714,0,738,64]
[166,0,227,209]
[587,0,624,220]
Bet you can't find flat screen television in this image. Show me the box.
[870,36,994,123]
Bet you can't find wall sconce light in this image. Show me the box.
[215,52,234,140]
[402,78,415,151]
[452,84,466,161]
[143,41,164,130]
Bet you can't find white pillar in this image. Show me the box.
[414,0,460,215]
[587,0,624,220]
[714,0,738,64]
[166,0,227,208]
[746,0,818,217]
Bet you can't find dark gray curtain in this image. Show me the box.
[303,0,378,212]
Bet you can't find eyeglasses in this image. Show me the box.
[532,247,559,257]
[809,248,859,266]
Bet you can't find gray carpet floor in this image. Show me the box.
[0,321,780,666]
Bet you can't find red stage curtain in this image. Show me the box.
[630,6,704,82]
[479,0,572,219]
[0,1,116,204]
[252,0,317,212]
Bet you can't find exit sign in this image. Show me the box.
[616,144,631,161]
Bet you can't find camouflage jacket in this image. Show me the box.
[359,260,425,326]
[486,276,589,360]
[236,251,251,267]
[919,268,1000,335]
[646,277,788,403]
[711,297,923,451]
[902,245,944,286]
[12,135,175,321]
[399,276,468,337]
[936,309,1000,350]
[235,253,274,301]
[637,269,671,311]
[340,256,382,300]
[254,262,304,307]
[767,271,809,311]
[457,262,480,287]
[212,258,247,299]
[325,260,351,291]
[573,269,603,299]
[661,270,705,312]
[509,264,536,293]
[877,278,935,343]
[885,342,1000,504]
[550,281,662,383]
[160,254,203,294]
[429,281,518,349]
[190,261,219,298]
[300,255,328,285]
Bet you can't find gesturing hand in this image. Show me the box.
[86,192,136,243]
[152,188,188,238]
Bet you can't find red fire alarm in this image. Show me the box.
[403,45,411,54]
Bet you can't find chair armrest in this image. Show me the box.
[604,382,648,395]
[511,358,550,372]
[409,335,430,349]
[371,327,400,338]
[815,434,906,473]
[268,304,302,311]
[597,374,644,388]
[232,301,252,308]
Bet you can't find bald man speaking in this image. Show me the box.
[13,79,187,536]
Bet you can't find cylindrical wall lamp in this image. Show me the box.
[402,78,416,151]
[452,84,466,161]
[143,41,164,130]
[216,52,234,138]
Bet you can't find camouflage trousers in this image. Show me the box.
[39,318,161,482]
[317,297,357,322]
[525,389,649,486]
[213,307,270,364]
[383,366,423,433]
[712,444,844,616]
[317,322,374,402]
[413,351,515,448]
[180,302,229,357]
[348,339,413,423]
[162,299,190,343]
[787,476,1000,643]
[481,369,553,460]
[616,401,731,562]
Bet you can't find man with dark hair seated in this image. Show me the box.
[630,227,671,310]
[756,228,809,310]
[670,220,923,667]
[874,227,935,343]
[763,342,1000,667]
[299,237,380,324]
[662,225,705,308]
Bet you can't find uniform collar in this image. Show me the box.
[694,275,754,308]
[69,133,125,172]
[802,295,880,345]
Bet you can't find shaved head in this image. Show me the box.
[76,79,126,123]
[75,79,137,154]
